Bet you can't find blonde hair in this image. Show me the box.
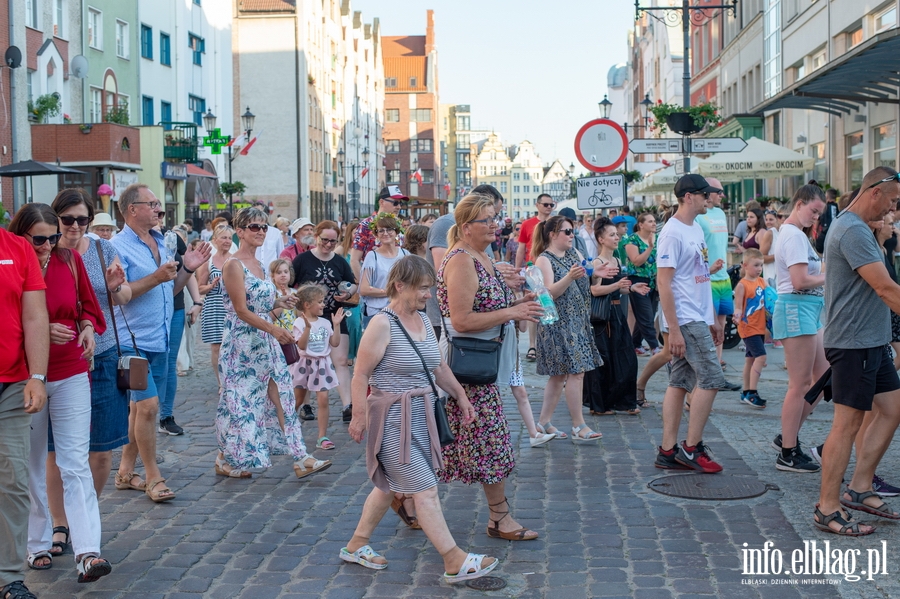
[446,193,496,247]
[740,247,764,278]
[269,258,294,286]
[295,283,327,311]
[212,224,234,240]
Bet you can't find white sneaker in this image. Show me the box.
[529,432,556,447]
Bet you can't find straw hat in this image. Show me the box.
[90,213,119,231]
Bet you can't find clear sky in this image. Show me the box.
[350,0,636,173]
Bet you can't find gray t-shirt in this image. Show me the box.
[426,213,455,325]
[823,211,889,349]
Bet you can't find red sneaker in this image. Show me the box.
[674,441,723,473]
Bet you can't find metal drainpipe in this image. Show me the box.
[294,11,303,219]
[10,0,20,210]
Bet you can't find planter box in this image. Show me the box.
[32,123,141,167]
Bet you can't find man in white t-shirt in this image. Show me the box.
[655,174,728,474]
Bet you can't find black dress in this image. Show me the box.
[583,271,639,412]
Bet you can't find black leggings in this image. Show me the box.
[629,276,659,350]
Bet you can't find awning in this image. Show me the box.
[187,164,218,178]
[753,28,900,116]
[631,165,683,194]
[696,137,813,181]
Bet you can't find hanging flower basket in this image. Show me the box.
[648,101,723,136]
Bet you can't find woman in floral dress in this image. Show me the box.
[215,207,331,479]
[437,193,544,541]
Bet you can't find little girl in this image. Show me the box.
[271,259,314,421]
[291,284,344,450]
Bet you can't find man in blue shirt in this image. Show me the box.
[620,205,638,235]
[112,184,210,502]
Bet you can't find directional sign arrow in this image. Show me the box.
[629,138,684,154]
[687,138,748,153]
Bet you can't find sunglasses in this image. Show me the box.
[60,215,91,227]
[865,173,900,193]
[559,228,574,236]
[243,223,269,233]
[26,232,62,246]
[383,199,404,207]
[540,203,556,209]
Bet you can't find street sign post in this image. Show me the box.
[674,158,690,176]
[687,138,748,153]
[574,119,628,173]
[629,139,684,154]
[575,174,626,210]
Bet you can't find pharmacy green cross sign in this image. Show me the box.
[203,129,232,155]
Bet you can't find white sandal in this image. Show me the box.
[339,545,388,570]
[76,553,111,583]
[444,552,498,584]
[571,424,602,444]
[293,456,332,479]
[215,455,252,478]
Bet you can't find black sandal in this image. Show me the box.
[525,347,537,361]
[0,581,37,599]
[50,525,70,556]
[813,504,875,536]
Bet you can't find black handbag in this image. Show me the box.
[442,316,505,385]
[590,294,611,324]
[388,314,455,447]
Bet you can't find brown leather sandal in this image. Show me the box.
[486,497,538,541]
[114,472,145,491]
[391,494,422,530]
[145,478,175,503]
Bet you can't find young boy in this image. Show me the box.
[733,248,768,409]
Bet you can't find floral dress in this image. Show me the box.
[436,248,515,485]
[536,248,601,376]
[216,259,309,471]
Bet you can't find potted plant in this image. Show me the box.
[648,101,723,136]
[103,102,130,125]
[610,169,644,185]
[79,124,93,134]
[27,94,62,124]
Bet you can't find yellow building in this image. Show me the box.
[473,132,511,206]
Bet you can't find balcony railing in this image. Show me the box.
[162,122,199,163]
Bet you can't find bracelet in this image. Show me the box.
[193,301,203,307]
[183,265,196,274]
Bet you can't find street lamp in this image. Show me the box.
[600,95,655,171]
[599,95,612,119]
[203,106,255,214]
[340,141,371,220]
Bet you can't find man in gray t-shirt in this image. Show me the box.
[817,167,900,536]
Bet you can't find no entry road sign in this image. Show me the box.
[574,119,628,173]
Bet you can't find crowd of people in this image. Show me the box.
[5,166,900,596]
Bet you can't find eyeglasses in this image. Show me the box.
[559,228,574,236]
[59,215,90,227]
[375,228,397,235]
[243,223,269,233]
[865,173,900,193]
[132,201,162,210]
[26,232,62,246]
[468,217,496,227]
[539,203,556,209]
[319,237,339,245]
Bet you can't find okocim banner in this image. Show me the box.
[697,137,814,181]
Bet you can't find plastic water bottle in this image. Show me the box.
[523,262,559,325]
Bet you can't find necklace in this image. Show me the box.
[40,257,50,274]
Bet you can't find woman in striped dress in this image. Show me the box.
[343,256,498,584]
[196,225,231,392]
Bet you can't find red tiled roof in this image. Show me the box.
[383,36,426,57]
[187,164,218,178]
[384,56,427,92]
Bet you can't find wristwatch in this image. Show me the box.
[29,374,46,384]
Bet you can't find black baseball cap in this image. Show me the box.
[673,173,722,197]
[378,185,409,202]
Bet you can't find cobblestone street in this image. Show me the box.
[23,335,900,598]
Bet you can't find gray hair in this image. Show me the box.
[119,183,150,211]
[233,207,268,230]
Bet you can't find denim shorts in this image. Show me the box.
[669,321,727,391]
[772,294,823,340]
[121,347,168,402]
[743,334,767,358]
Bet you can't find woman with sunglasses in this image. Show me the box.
[292,220,358,422]
[217,208,331,478]
[532,215,603,443]
[8,202,112,582]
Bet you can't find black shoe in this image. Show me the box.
[299,404,315,421]
[776,446,820,472]
[158,416,184,436]
[0,581,36,599]
[718,381,742,392]
[655,446,692,470]
[772,434,806,452]
[342,405,353,423]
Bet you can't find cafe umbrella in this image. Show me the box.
[0,160,86,207]
[696,137,814,182]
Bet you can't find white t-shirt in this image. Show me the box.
[656,217,715,326]
[774,223,823,295]
[361,248,409,313]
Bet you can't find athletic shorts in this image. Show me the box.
[826,345,900,411]
[772,294,823,340]
[710,279,734,316]
[743,334,766,358]
[669,321,728,392]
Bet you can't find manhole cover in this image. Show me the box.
[648,473,779,500]
[466,576,507,591]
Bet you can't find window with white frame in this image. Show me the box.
[90,87,103,123]
[874,123,896,169]
[88,8,102,49]
[763,0,782,98]
[876,6,897,32]
[53,0,65,37]
[26,71,34,103]
[500,182,507,194]
[116,20,129,58]
[847,132,864,188]
[26,0,38,29]
[811,48,826,71]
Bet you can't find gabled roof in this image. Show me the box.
[238,0,295,13]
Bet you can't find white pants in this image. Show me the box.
[28,372,101,558]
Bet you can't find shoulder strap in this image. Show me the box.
[95,239,142,357]
[62,250,83,318]
[386,312,440,399]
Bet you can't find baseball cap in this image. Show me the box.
[504,217,512,222]
[289,217,313,235]
[673,173,722,197]
[558,207,578,220]
[611,216,628,225]
[378,185,409,202]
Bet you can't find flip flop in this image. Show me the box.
[340,545,387,570]
[525,347,536,361]
[841,488,900,520]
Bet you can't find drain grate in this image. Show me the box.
[648,473,779,500]
[466,576,507,591]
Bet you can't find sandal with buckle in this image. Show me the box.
[537,421,567,440]
[339,544,388,570]
[0,581,37,599]
[26,551,52,570]
[316,437,335,450]
[841,488,900,520]
[391,494,422,529]
[114,472,145,492]
[294,456,332,479]
[571,424,602,444]
[444,552,498,584]
[813,504,875,536]
[49,525,70,556]
[145,478,175,503]
[525,347,537,361]
[76,553,111,583]
[215,454,252,478]
[636,387,649,407]
[486,497,538,541]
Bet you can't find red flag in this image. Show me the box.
[444,182,451,194]
[360,167,369,178]
[413,169,423,184]
[228,133,247,148]
[240,130,263,155]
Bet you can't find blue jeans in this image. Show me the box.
[161,308,185,420]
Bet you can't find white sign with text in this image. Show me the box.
[575,174,626,210]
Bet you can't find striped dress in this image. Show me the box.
[371,309,440,493]
[201,259,226,344]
